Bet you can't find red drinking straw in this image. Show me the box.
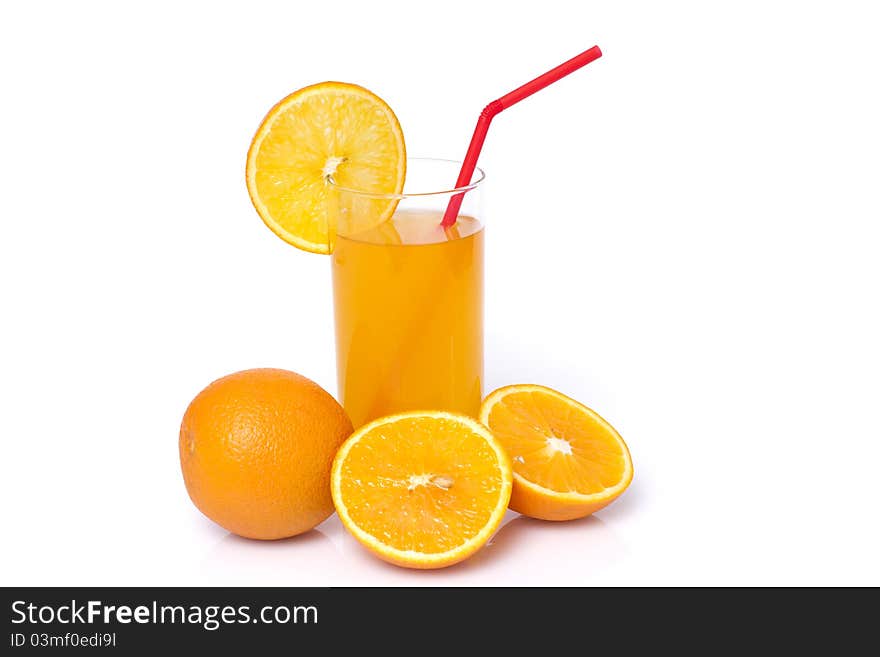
[441,45,603,227]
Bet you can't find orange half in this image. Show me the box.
[480,385,633,521]
[331,411,512,569]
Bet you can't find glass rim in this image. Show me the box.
[327,156,486,200]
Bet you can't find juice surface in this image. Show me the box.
[331,210,484,428]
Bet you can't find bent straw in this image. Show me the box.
[441,45,603,227]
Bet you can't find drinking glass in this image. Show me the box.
[329,158,485,428]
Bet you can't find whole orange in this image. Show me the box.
[179,368,353,540]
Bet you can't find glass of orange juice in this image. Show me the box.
[329,158,485,428]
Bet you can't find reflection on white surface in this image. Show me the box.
[199,526,345,584]
[194,508,629,586]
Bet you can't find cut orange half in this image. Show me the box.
[246,82,406,253]
[480,385,633,521]
[331,411,512,569]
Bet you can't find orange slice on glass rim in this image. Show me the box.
[480,384,633,521]
[246,82,406,253]
[331,411,512,569]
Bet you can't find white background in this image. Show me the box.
[2,1,878,586]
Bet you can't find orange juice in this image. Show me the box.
[331,209,484,427]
